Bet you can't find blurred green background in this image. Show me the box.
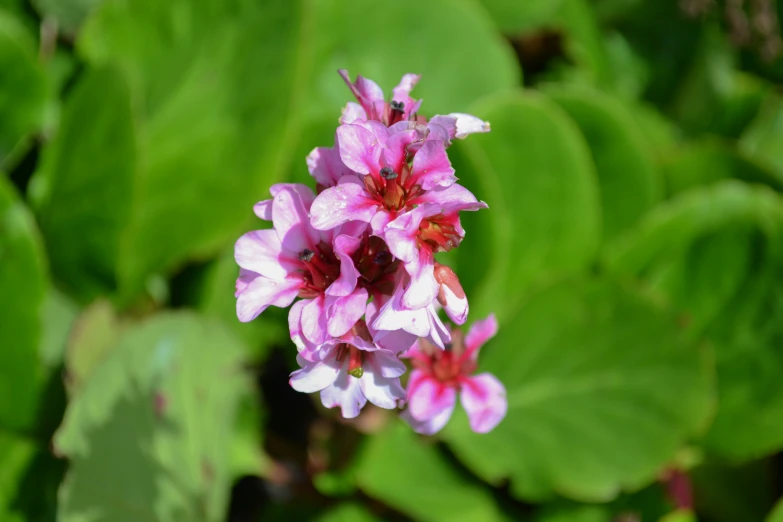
[3,0,783,520]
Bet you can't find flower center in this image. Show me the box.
[418,217,461,253]
[298,243,341,297]
[354,236,399,296]
[336,343,365,378]
[413,332,476,388]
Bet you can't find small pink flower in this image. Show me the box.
[401,314,506,435]
[289,321,406,419]
[234,183,370,343]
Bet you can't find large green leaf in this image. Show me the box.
[34,0,309,304]
[55,312,250,522]
[32,65,136,301]
[0,431,35,522]
[544,85,662,242]
[662,141,783,196]
[452,92,601,321]
[32,0,102,33]
[604,181,783,460]
[769,498,783,522]
[354,421,509,522]
[0,9,48,168]
[740,94,783,183]
[0,177,47,433]
[442,279,712,502]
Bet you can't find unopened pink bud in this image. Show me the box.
[434,263,468,325]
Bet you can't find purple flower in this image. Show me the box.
[289,321,406,418]
[401,314,507,435]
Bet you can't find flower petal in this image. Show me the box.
[336,124,383,174]
[272,184,320,253]
[236,275,301,322]
[307,146,354,188]
[360,371,405,410]
[392,73,420,103]
[234,229,298,279]
[327,287,368,338]
[367,349,407,378]
[401,401,455,435]
[302,294,328,344]
[340,102,366,124]
[320,371,367,419]
[310,182,379,230]
[460,373,507,433]
[327,234,362,297]
[410,140,456,191]
[253,199,273,220]
[407,373,456,422]
[449,112,491,138]
[464,314,499,360]
[289,353,341,393]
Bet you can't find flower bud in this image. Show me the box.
[434,263,468,325]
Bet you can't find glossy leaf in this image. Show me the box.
[0,177,47,433]
[55,312,250,522]
[442,279,712,501]
[0,9,48,167]
[355,421,509,522]
[453,92,601,320]
[605,181,783,460]
[544,85,662,242]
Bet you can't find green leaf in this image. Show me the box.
[38,289,79,370]
[31,0,102,33]
[740,94,783,183]
[0,431,36,521]
[544,85,662,242]
[35,0,310,304]
[55,312,250,522]
[0,9,48,168]
[478,0,567,34]
[662,141,783,196]
[0,177,47,433]
[354,421,508,522]
[31,65,136,301]
[534,505,611,522]
[65,299,120,392]
[442,279,713,502]
[768,497,783,522]
[316,503,382,522]
[452,92,601,321]
[604,181,783,460]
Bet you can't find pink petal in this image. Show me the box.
[327,287,368,338]
[340,102,366,124]
[289,353,342,393]
[320,371,367,419]
[302,294,328,344]
[253,199,273,220]
[272,184,320,254]
[385,205,439,263]
[365,299,418,354]
[234,230,298,280]
[464,314,499,360]
[428,115,458,141]
[401,248,438,310]
[269,183,316,208]
[434,264,468,325]
[236,275,301,322]
[336,124,383,174]
[307,146,354,188]
[369,210,392,236]
[383,129,418,172]
[410,140,456,191]
[460,373,507,433]
[407,372,456,422]
[401,402,455,435]
[327,234,362,297]
[360,373,405,409]
[289,300,326,362]
[449,113,491,138]
[372,279,451,348]
[235,268,257,295]
[413,182,480,208]
[392,73,420,102]
[367,349,407,378]
[310,182,379,231]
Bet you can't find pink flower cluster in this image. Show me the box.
[235,71,506,434]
